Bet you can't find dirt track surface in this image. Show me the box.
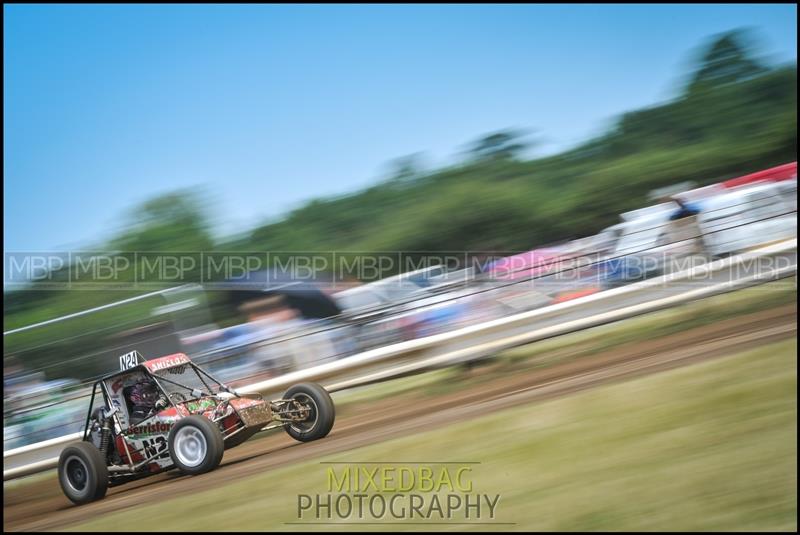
[4,304,797,532]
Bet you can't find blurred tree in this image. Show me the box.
[387,153,426,184]
[112,189,213,252]
[687,29,767,94]
[468,129,530,161]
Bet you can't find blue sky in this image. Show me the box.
[4,4,797,252]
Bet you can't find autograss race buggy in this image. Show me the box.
[57,351,335,505]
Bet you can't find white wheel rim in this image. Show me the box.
[174,427,207,467]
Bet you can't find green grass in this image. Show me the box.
[71,338,797,532]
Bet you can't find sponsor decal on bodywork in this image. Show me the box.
[144,353,191,372]
[184,398,218,413]
[127,421,174,438]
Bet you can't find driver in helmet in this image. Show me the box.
[128,380,167,423]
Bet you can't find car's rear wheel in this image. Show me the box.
[168,416,224,475]
[58,441,108,505]
[283,382,335,442]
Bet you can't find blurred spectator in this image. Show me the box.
[669,197,702,220]
[236,295,305,377]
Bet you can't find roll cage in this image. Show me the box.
[81,352,242,440]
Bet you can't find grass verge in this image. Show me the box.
[71,338,797,531]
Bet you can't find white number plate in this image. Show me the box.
[119,351,139,371]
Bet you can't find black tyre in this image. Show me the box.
[283,382,335,442]
[58,441,108,505]
[167,415,224,475]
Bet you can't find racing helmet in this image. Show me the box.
[129,380,161,407]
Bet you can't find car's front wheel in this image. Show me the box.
[168,416,224,475]
[283,382,335,442]
[58,441,108,505]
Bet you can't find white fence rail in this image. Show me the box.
[4,239,796,481]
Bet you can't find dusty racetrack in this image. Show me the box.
[4,304,797,532]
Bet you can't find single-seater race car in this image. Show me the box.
[57,351,335,505]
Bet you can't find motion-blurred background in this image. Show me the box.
[3,6,797,449]
[3,6,797,522]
